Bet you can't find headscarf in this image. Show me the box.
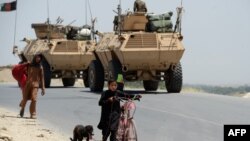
[30,54,42,68]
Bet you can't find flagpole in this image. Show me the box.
[13,0,18,47]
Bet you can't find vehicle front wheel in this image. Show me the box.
[165,63,183,93]
[88,60,104,92]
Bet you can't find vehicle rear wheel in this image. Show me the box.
[88,60,104,92]
[143,80,159,91]
[165,63,183,93]
[42,59,52,88]
[108,60,124,91]
[83,70,89,88]
[83,77,89,88]
[62,78,75,87]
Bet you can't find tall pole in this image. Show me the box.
[12,0,18,55]
[13,0,18,46]
[46,0,51,43]
[118,0,122,35]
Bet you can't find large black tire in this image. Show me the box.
[83,77,89,88]
[165,63,183,93]
[88,60,104,92]
[62,78,75,87]
[143,80,159,91]
[83,70,89,87]
[108,60,124,91]
[42,60,52,88]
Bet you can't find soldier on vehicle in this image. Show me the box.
[133,0,147,13]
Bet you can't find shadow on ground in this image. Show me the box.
[80,89,177,95]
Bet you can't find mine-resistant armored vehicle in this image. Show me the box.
[88,4,185,92]
[15,23,96,88]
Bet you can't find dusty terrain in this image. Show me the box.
[0,67,74,141]
[0,68,15,83]
[0,66,250,141]
[0,107,67,141]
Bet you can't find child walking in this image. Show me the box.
[97,80,141,141]
[20,54,45,119]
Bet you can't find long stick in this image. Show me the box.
[13,0,18,46]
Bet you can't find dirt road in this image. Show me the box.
[0,107,67,141]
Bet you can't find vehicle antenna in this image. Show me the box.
[174,0,184,34]
[46,0,51,43]
[87,0,96,41]
[85,0,88,25]
[169,0,184,47]
[87,0,93,21]
[117,0,122,36]
[67,20,77,27]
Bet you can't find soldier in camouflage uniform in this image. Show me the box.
[134,0,147,13]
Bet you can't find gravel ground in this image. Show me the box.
[0,107,68,141]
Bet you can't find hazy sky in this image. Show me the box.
[0,0,250,85]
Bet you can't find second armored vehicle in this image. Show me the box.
[88,5,185,92]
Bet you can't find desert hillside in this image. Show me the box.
[0,107,67,141]
[0,67,15,83]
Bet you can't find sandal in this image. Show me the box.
[20,108,24,117]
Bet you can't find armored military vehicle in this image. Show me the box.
[15,23,96,88]
[88,4,185,92]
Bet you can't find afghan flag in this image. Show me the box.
[0,1,17,12]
